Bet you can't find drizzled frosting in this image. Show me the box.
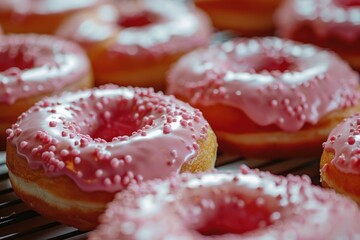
[276,0,360,43]
[7,85,211,192]
[56,0,212,56]
[323,113,360,174]
[89,166,360,239]
[167,37,360,132]
[0,34,91,104]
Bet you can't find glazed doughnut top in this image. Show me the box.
[167,37,360,132]
[89,166,360,239]
[323,113,360,174]
[56,0,211,56]
[276,0,360,42]
[7,85,210,192]
[0,34,90,104]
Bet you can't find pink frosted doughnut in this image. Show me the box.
[0,0,103,34]
[275,0,360,71]
[0,34,93,149]
[6,85,217,230]
[321,113,360,204]
[89,166,360,239]
[56,0,212,90]
[167,37,360,159]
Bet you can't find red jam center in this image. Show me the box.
[118,12,157,28]
[90,108,150,142]
[336,0,360,6]
[196,195,274,236]
[0,46,35,72]
[254,57,293,73]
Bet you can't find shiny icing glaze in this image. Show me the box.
[89,166,360,239]
[7,85,211,192]
[0,34,91,104]
[56,0,212,56]
[167,37,360,132]
[276,0,360,43]
[0,0,102,15]
[323,113,360,174]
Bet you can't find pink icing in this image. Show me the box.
[323,113,360,174]
[0,34,91,104]
[167,37,360,132]
[6,85,212,192]
[0,0,102,15]
[56,0,212,56]
[89,166,360,239]
[275,0,360,43]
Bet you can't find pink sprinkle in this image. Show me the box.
[167,159,176,166]
[348,137,356,145]
[182,113,191,120]
[114,175,121,183]
[163,124,171,134]
[136,175,143,182]
[180,120,188,127]
[20,141,28,149]
[111,158,120,168]
[49,121,57,127]
[96,169,104,178]
[125,155,132,163]
[271,99,278,107]
[60,149,69,157]
[74,157,81,165]
[104,111,111,119]
[49,145,56,152]
[122,176,130,186]
[80,138,88,147]
[57,161,65,169]
[239,165,250,174]
[104,178,111,186]
[71,149,80,156]
[77,171,83,178]
[170,150,178,158]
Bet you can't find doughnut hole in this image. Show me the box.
[179,186,281,236]
[253,57,295,73]
[117,12,158,28]
[90,109,147,142]
[76,95,155,142]
[196,195,274,235]
[0,45,36,72]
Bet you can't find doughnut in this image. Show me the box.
[0,34,93,149]
[89,166,360,239]
[6,85,217,230]
[321,113,360,204]
[167,37,360,159]
[275,0,360,71]
[0,0,103,34]
[56,0,212,91]
[195,0,283,35]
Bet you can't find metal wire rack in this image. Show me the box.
[0,151,320,240]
